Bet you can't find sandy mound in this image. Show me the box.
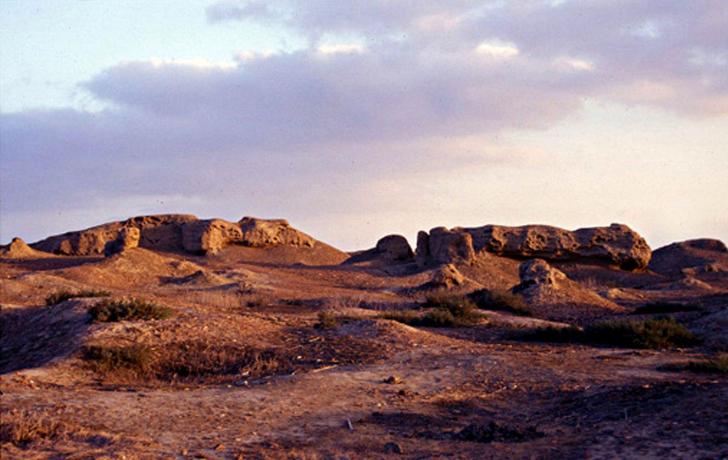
[649,239,728,277]
[210,243,348,266]
[513,259,624,322]
[0,237,51,259]
[56,248,210,288]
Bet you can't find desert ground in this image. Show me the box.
[1,215,727,459]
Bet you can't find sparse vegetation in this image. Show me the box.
[467,289,530,316]
[631,302,703,315]
[88,298,172,322]
[315,311,339,329]
[82,342,288,383]
[45,289,110,306]
[157,341,287,381]
[519,317,698,349]
[661,354,728,374]
[83,344,153,378]
[382,293,481,327]
[0,409,65,447]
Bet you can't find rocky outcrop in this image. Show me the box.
[415,223,651,270]
[344,234,414,265]
[375,235,414,262]
[103,227,140,256]
[516,258,567,289]
[182,219,243,254]
[31,214,321,256]
[419,263,467,290]
[416,227,476,267]
[512,258,623,320]
[649,238,727,276]
[239,217,315,248]
[32,214,197,255]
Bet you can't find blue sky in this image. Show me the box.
[1,1,727,250]
[0,0,302,112]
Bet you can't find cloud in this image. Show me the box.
[2,0,728,246]
[475,40,519,58]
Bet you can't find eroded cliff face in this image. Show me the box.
[416,223,651,270]
[31,214,319,256]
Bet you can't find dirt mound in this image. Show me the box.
[210,243,348,266]
[57,248,208,288]
[513,259,624,321]
[649,238,728,277]
[0,299,94,373]
[0,237,51,259]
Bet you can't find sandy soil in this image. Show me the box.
[1,246,727,459]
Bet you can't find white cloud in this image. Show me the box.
[317,43,365,55]
[553,57,594,71]
[475,40,519,58]
[142,58,237,70]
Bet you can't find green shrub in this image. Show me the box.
[661,354,728,374]
[83,344,153,377]
[468,289,530,316]
[520,317,698,349]
[382,294,481,328]
[587,317,698,349]
[45,289,110,306]
[631,302,703,315]
[88,298,172,322]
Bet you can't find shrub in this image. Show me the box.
[661,354,728,374]
[382,294,481,328]
[45,289,110,306]
[468,289,530,316]
[82,341,291,383]
[157,341,287,381]
[520,317,698,349]
[631,302,703,315]
[83,344,153,378]
[0,409,65,446]
[315,311,339,329]
[587,317,698,349]
[88,298,172,322]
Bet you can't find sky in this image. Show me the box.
[1,0,727,251]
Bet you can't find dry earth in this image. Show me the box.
[1,218,727,459]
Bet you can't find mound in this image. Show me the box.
[30,214,339,257]
[345,234,414,265]
[57,248,211,288]
[0,237,51,259]
[649,239,728,277]
[209,242,348,266]
[513,259,624,322]
[416,223,651,270]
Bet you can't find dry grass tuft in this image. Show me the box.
[467,289,530,316]
[88,298,172,322]
[519,317,698,349]
[0,409,65,447]
[661,354,728,374]
[382,293,481,327]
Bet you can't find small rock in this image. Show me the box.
[384,375,402,384]
[384,442,403,454]
[214,443,225,451]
